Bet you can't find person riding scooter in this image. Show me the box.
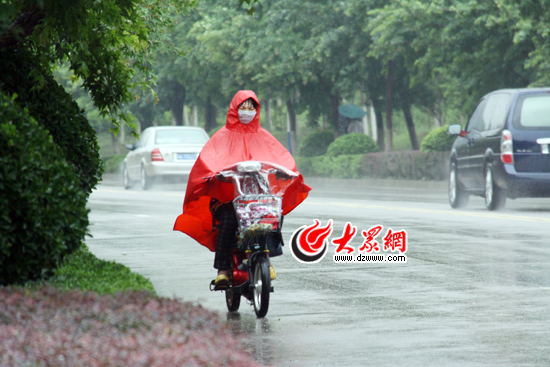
[173,90,310,289]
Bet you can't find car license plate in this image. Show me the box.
[177,153,197,160]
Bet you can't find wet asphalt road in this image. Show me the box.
[87,177,550,366]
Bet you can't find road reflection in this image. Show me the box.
[226,312,274,365]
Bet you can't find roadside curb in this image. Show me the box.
[100,173,123,186]
[304,176,447,192]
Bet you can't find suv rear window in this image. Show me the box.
[513,94,550,129]
[155,129,209,145]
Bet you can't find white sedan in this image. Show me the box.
[122,126,209,190]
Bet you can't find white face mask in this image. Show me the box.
[238,110,256,124]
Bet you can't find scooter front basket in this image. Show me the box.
[233,194,282,232]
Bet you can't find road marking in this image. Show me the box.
[305,201,550,223]
[95,188,549,223]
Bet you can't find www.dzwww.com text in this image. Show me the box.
[333,253,407,263]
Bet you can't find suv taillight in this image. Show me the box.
[151,148,164,162]
[501,130,513,165]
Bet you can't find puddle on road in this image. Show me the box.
[225,312,275,366]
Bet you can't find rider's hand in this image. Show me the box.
[274,170,292,180]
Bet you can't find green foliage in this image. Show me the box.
[1,0,195,130]
[298,130,335,157]
[0,93,89,286]
[420,125,457,153]
[0,48,103,195]
[367,0,535,113]
[102,155,126,174]
[30,244,156,294]
[327,133,378,157]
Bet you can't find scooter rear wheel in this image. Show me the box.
[225,287,241,312]
[253,256,270,318]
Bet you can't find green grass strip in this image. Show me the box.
[26,244,155,295]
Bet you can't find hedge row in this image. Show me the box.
[296,151,449,180]
[295,154,364,179]
[361,151,450,180]
[0,287,262,367]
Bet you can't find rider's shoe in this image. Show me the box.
[237,259,248,271]
[269,265,277,280]
[214,274,229,290]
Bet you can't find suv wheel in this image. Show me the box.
[484,163,506,211]
[449,162,469,208]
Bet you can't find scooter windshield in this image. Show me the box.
[216,161,298,197]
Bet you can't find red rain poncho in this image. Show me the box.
[173,90,311,251]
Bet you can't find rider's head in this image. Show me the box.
[238,98,257,124]
[238,98,257,111]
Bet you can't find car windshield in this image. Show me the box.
[154,129,209,145]
[515,94,550,128]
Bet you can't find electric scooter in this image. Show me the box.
[210,161,296,318]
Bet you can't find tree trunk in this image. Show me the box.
[265,99,272,130]
[371,98,385,151]
[119,121,125,144]
[183,104,190,126]
[0,7,44,49]
[285,98,298,154]
[192,105,198,126]
[110,128,120,155]
[433,93,443,128]
[384,60,395,151]
[330,93,340,136]
[368,99,377,141]
[361,91,370,136]
[172,110,181,126]
[166,83,185,126]
[204,96,217,132]
[399,88,419,150]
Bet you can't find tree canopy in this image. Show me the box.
[3,0,549,149]
[146,0,549,151]
[1,0,195,127]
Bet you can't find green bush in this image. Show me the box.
[327,133,378,157]
[0,47,103,196]
[102,154,126,174]
[0,94,89,285]
[420,125,457,152]
[298,130,335,157]
[295,156,316,176]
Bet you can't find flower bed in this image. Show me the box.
[0,287,261,367]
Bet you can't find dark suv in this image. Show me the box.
[447,88,550,210]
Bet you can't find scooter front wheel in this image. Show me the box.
[253,256,270,318]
